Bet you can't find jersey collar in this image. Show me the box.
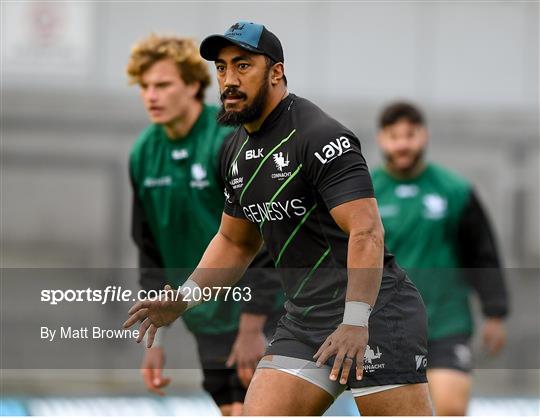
[246,94,295,138]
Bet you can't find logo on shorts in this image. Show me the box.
[454,344,472,369]
[363,345,385,373]
[415,354,427,371]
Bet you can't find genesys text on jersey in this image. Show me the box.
[243,198,306,223]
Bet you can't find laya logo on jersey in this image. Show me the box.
[314,136,352,164]
[245,148,263,160]
[242,198,306,223]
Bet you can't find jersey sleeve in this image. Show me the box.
[129,163,167,291]
[457,188,509,318]
[219,134,248,220]
[300,123,374,210]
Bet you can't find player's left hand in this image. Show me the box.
[482,317,506,356]
[226,328,267,388]
[123,285,187,347]
[313,324,369,384]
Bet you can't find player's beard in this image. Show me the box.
[384,149,425,175]
[217,72,270,126]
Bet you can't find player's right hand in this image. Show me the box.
[141,347,171,396]
[313,324,369,384]
[123,284,187,347]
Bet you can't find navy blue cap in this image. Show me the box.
[200,21,284,63]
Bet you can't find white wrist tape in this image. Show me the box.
[145,326,167,348]
[342,301,372,327]
[179,278,202,311]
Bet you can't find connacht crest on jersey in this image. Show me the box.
[272,152,290,172]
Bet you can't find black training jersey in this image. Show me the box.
[221,94,405,329]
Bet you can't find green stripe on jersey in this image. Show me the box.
[240,129,296,204]
[275,203,318,267]
[302,305,316,318]
[259,164,303,231]
[293,246,331,299]
[229,137,250,176]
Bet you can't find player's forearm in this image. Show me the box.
[189,231,261,289]
[345,222,384,307]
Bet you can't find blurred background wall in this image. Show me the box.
[2,0,539,404]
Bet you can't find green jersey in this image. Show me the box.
[372,163,473,340]
[130,104,238,335]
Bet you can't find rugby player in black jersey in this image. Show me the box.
[124,21,433,415]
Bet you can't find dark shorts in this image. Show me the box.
[194,312,282,406]
[265,277,428,388]
[427,334,473,373]
[194,331,246,406]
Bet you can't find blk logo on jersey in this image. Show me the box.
[246,148,264,160]
[314,136,352,164]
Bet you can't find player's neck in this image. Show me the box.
[164,101,203,140]
[386,160,427,180]
[243,88,288,134]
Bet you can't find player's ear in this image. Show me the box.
[270,63,285,86]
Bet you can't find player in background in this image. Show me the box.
[372,101,509,415]
[127,34,282,415]
[124,22,433,416]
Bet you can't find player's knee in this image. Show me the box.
[219,404,232,416]
[230,402,243,416]
[434,399,467,416]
